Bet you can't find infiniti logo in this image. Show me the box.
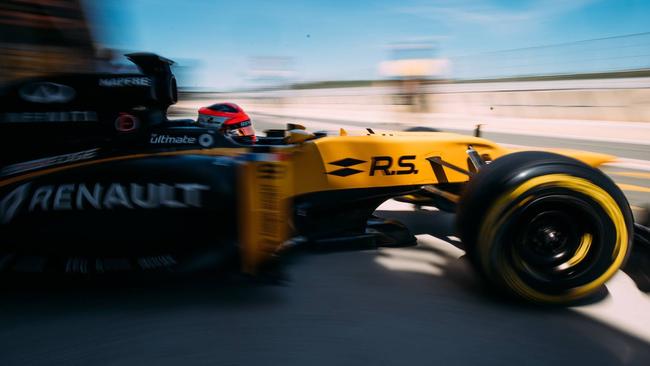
[19,82,76,103]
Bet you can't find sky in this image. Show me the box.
[87,0,650,90]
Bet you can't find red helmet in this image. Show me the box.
[197,103,257,142]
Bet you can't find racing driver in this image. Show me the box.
[197,102,257,142]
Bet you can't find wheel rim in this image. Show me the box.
[509,195,605,286]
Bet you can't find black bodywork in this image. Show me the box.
[0,54,245,272]
[0,53,413,274]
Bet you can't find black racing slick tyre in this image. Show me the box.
[457,151,634,304]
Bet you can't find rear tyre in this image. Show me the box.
[404,126,441,132]
[457,151,633,304]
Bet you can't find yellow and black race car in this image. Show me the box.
[237,127,631,305]
[0,53,634,305]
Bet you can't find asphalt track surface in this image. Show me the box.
[1,115,649,365]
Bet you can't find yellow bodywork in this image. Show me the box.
[240,130,616,272]
[506,146,615,168]
[287,132,499,195]
[239,153,293,272]
[285,131,614,196]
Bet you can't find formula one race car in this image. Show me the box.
[0,53,634,304]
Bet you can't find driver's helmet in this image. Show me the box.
[197,102,256,142]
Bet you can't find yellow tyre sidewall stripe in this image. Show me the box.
[477,174,629,303]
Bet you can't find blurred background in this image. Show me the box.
[2,1,650,123]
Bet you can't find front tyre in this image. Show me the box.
[457,152,633,304]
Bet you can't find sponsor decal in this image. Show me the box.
[0,184,29,224]
[326,158,365,177]
[137,255,177,270]
[1,111,97,123]
[325,155,418,177]
[369,155,418,176]
[0,148,99,177]
[98,77,152,87]
[149,134,197,145]
[0,182,210,224]
[115,114,139,132]
[198,133,214,147]
[19,82,76,103]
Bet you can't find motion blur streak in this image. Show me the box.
[0,0,98,82]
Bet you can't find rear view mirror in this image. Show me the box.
[285,129,314,144]
[287,123,306,131]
